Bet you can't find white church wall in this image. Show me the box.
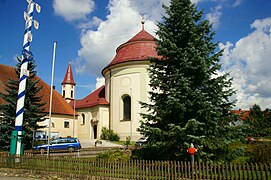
[75,105,109,141]
[76,108,91,141]
[98,106,109,139]
[108,62,150,141]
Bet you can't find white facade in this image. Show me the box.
[76,106,109,141]
[103,61,151,141]
[62,84,75,103]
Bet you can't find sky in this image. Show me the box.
[0,0,271,110]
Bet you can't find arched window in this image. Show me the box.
[71,90,73,98]
[122,95,131,121]
[62,90,65,98]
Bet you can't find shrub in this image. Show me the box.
[100,127,120,141]
[97,150,130,161]
[33,140,47,147]
[248,141,271,163]
[124,136,131,147]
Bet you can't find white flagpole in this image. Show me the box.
[47,41,57,158]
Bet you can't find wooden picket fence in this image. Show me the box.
[0,154,270,179]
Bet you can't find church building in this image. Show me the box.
[64,20,160,141]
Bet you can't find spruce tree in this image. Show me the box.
[244,104,271,138]
[139,0,237,161]
[0,57,46,150]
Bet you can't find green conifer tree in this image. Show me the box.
[244,104,271,138]
[0,57,46,150]
[139,0,237,161]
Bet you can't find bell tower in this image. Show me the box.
[62,61,76,103]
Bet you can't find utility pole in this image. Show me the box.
[10,0,41,157]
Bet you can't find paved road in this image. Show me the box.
[80,139,123,148]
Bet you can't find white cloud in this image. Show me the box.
[232,0,242,7]
[95,77,105,89]
[219,17,271,109]
[130,0,170,21]
[77,16,102,29]
[192,0,243,6]
[53,0,95,22]
[191,0,203,4]
[196,0,243,28]
[206,5,222,29]
[76,0,157,76]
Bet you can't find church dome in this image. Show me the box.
[103,20,160,72]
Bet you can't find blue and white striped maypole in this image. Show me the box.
[10,0,41,156]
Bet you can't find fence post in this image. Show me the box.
[264,163,270,180]
[195,161,198,179]
[173,161,177,180]
[237,163,242,179]
[246,163,250,180]
[251,163,255,180]
[177,161,180,180]
[7,156,15,168]
[256,163,260,180]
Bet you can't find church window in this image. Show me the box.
[71,90,73,98]
[122,95,131,121]
[62,90,65,98]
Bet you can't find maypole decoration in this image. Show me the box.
[10,0,41,156]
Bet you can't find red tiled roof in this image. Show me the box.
[0,65,17,105]
[62,63,76,85]
[231,109,250,120]
[71,85,109,109]
[0,64,75,116]
[103,27,161,71]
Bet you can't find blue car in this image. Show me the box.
[34,137,81,153]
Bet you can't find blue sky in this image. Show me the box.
[0,0,271,110]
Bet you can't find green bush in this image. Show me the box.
[248,141,271,163]
[124,136,131,147]
[33,140,47,147]
[100,127,120,141]
[97,150,130,161]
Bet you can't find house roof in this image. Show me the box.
[231,109,250,120]
[0,64,75,116]
[103,21,160,72]
[71,85,109,109]
[62,62,76,85]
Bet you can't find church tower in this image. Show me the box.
[62,61,76,103]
